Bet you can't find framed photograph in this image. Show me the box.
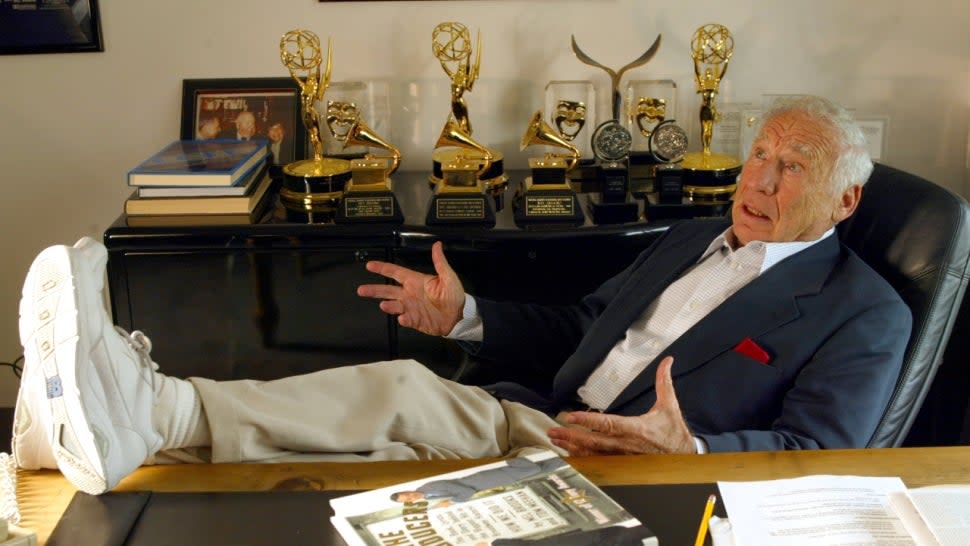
[0,0,104,55]
[180,77,306,169]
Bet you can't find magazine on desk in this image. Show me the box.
[329,450,657,546]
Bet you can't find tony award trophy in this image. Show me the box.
[514,110,585,227]
[332,107,404,224]
[572,34,661,224]
[278,29,351,222]
[427,21,506,226]
[680,23,742,206]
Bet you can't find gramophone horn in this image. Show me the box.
[435,117,493,174]
[520,110,580,171]
[344,118,401,176]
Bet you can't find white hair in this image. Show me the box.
[759,95,873,192]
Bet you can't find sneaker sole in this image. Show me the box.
[19,245,109,495]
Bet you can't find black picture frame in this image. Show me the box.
[0,0,104,55]
[180,77,306,169]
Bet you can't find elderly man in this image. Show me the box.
[13,96,910,495]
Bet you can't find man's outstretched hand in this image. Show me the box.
[546,357,697,455]
[357,241,466,336]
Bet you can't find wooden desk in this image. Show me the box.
[17,446,970,545]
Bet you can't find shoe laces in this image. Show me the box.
[114,326,160,389]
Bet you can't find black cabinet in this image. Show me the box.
[104,171,674,382]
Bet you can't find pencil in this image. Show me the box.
[693,493,717,546]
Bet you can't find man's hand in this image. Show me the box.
[357,241,465,336]
[546,357,697,455]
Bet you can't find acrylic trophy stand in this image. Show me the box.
[624,79,677,192]
[544,80,597,183]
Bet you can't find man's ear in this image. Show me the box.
[832,184,862,223]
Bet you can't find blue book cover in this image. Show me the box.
[128,139,269,187]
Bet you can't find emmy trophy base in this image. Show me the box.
[335,190,404,224]
[279,159,352,224]
[513,189,585,227]
[587,193,639,225]
[680,151,742,199]
[425,194,496,227]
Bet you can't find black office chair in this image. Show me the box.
[837,163,970,447]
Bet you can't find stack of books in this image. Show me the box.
[124,139,274,226]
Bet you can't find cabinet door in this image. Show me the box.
[392,230,664,386]
[110,247,391,381]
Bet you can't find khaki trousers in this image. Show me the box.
[184,359,565,463]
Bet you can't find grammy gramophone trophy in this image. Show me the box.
[680,23,742,203]
[572,34,661,224]
[278,29,351,222]
[333,110,404,224]
[427,21,507,223]
[513,110,585,226]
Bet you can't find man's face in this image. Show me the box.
[236,112,256,138]
[199,119,220,139]
[394,491,425,503]
[268,123,284,143]
[731,110,859,245]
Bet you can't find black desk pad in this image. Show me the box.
[46,483,727,546]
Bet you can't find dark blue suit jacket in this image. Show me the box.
[470,220,911,452]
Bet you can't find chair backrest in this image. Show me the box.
[837,163,970,447]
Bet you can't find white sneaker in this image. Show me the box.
[18,237,162,495]
[13,238,107,471]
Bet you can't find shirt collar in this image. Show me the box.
[699,226,836,274]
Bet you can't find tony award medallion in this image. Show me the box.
[278,29,351,223]
[514,110,585,227]
[333,111,403,224]
[644,119,697,221]
[428,21,507,218]
[680,23,742,204]
[572,34,661,224]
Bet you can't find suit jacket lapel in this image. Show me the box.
[552,222,724,401]
[606,233,843,411]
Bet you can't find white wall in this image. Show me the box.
[0,0,968,405]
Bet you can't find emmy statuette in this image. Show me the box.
[333,114,404,224]
[428,21,508,216]
[680,23,742,204]
[571,34,661,224]
[278,29,351,223]
[513,110,585,227]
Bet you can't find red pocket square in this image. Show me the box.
[733,337,771,364]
